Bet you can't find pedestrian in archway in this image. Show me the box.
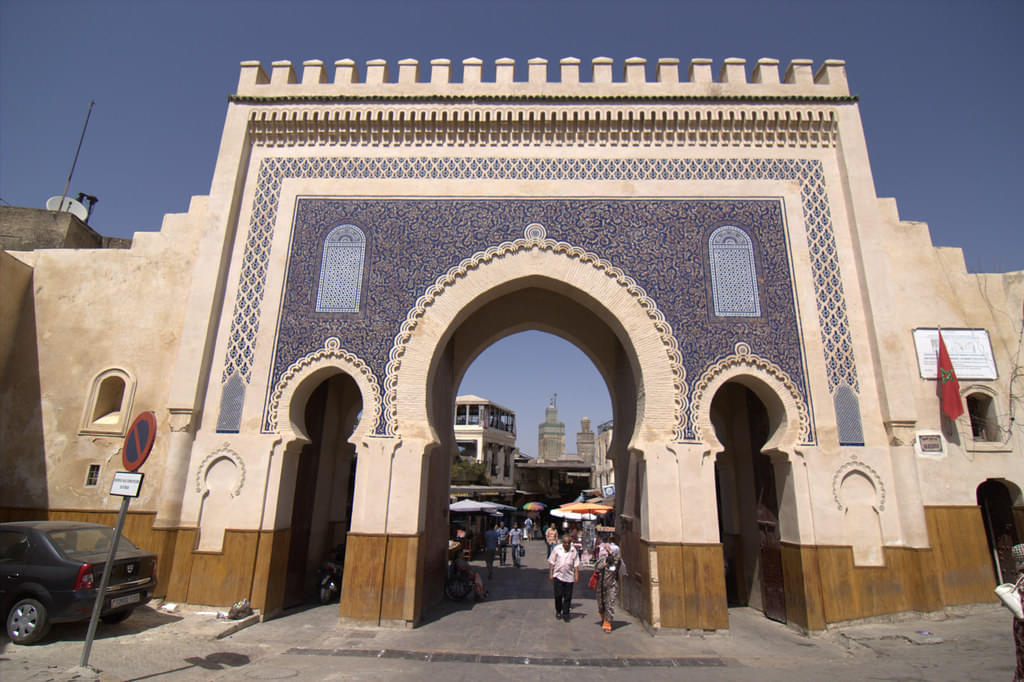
[545,522,558,558]
[548,534,580,621]
[509,522,523,568]
[594,534,626,632]
[483,523,498,578]
[496,521,508,565]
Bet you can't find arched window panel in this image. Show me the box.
[709,225,762,317]
[79,368,136,437]
[216,372,246,433]
[834,383,865,446]
[316,224,366,313]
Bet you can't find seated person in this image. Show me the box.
[452,554,486,601]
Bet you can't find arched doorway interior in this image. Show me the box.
[978,479,1020,584]
[418,284,641,614]
[712,381,786,623]
[283,372,362,607]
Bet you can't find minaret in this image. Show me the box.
[537,394,565,461]
[576,417,595,464]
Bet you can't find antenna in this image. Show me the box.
[56,101,94,217]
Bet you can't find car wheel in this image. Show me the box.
[6,597,51,645]
[101,608,134,625]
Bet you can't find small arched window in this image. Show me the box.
[80,368,136,437]
[709,225,761,317]
[967,392,1000,442]
[316,224,366,313]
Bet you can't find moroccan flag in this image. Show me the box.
[937,331,964,420]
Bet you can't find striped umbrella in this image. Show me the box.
[522,501,547,511]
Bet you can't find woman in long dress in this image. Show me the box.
[594,536,626,632]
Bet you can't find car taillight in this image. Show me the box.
[74,563,95,590]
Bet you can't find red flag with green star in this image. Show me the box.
[937,330,963,420]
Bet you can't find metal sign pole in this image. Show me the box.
[80,494,130,668]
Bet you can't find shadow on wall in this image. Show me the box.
[0,262,49,514]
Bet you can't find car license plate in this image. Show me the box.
[110,592,141,609]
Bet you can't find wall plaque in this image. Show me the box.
[912,328,997,380]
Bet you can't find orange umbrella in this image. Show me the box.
[559,501,613,514]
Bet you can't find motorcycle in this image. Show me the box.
[318,545,346,604]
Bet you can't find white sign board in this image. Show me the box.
[912,329,997,380]
[602,484,615,498]
[110,471,143,497]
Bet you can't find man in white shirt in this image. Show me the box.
[547,534,580,621]
[509,523,523,568]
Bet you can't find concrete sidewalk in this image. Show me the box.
[1,540,1017,680]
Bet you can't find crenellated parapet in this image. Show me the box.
[233,57,850,149]
[235,57,850,99]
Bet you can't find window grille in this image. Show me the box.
[316,224,366,313]
[709,225,761,317]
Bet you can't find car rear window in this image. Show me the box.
[45,527,139,558]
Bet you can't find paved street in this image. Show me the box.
[1,540,1017,680]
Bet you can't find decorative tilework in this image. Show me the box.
[270,197,808,443]
[834,383,865,445]
[315,224,366,313]
[216,156,858,444]
[709,226,761,317]
[215,372,244,433]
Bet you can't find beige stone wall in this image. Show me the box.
[0,198,208,512]
[872,199,1024,507]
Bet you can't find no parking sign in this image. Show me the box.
[121,411,156,472]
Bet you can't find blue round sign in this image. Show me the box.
[122,411,156,472]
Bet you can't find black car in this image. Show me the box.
[0,521,158,644]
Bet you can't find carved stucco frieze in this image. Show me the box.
[266,336,382,435]
[832,456,886,512]
[195,443,246,498]
[690,342,810,444]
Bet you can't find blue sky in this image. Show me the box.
[2,0,1021,445]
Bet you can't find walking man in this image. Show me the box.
[545,522,559,558]
[548,534,580,621]
[509,522,523,568]
[496,521,509,565]
[483,523,499,578]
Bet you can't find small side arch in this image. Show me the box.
[693,342,809,460]
[267,337,380,448]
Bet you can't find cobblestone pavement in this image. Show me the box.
[1,539,1016,680]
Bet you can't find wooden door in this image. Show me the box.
[755,452,786,623]
[283,382,327,607]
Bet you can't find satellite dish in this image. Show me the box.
[46,195,89,222]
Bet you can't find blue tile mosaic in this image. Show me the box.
[215,157,859,444]
[270,197,809,442]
